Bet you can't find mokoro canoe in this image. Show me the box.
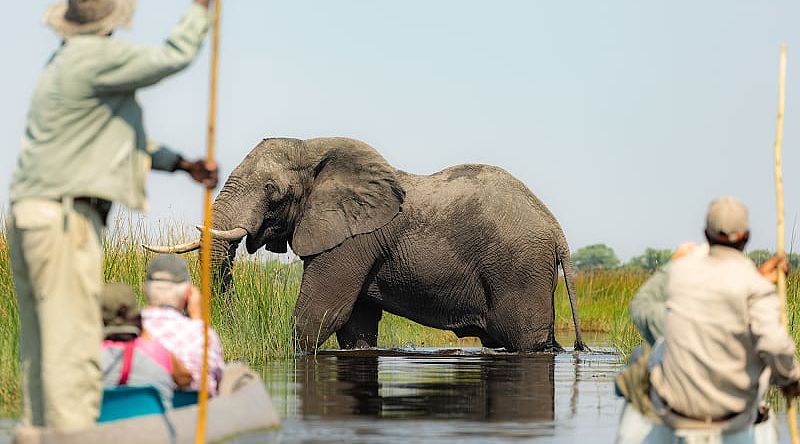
[616,402,777,444]
[13,373,280,444]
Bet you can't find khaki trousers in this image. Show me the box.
[7,198,104,431]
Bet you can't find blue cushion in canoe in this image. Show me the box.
[172,390,199,408]
[98,385,165,423]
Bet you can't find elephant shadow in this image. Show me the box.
[298,352,555,421]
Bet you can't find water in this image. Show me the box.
[236,346,625,443]
[3,342,795,443]
[0,420,12,444]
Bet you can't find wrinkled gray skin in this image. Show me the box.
[206,137,585,352]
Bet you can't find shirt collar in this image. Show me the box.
[709,244,745,260]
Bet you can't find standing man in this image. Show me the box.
[8,0,217,431]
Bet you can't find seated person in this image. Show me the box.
[141,254,225,396]
[100,283,192,408]
[617,197,798,442]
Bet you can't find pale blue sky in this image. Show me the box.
[3,1,800,260]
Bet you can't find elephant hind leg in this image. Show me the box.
[495,325,554,352]
[453,326,502,349]
[487,290,558,352]
[479,335,504,349]
[336,298,382,349]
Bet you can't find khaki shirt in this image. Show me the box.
[10,4,209,211]
[629,266,669,346]
[650,245,800,420]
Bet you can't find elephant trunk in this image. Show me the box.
[208,202,242,296]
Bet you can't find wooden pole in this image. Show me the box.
[195,0,221,442]
[774,43,799,444]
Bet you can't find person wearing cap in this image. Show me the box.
[141,254,225,397]
[6,0,217,430]
[617,197,800,442]
[100,283,192,408]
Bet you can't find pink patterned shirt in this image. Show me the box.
[142,307,225,396]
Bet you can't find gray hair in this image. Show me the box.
[143,280,190,309]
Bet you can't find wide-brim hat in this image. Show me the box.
[43,0,136,40]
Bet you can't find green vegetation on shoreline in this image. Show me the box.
[0,224,467,417]
[0,231,19,419]
[554,270,647,355]
[2,223,800,418]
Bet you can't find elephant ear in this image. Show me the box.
[292,140,405,256]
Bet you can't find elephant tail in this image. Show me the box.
[556,230,588,352]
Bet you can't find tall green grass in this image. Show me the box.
[102,219,466,360]
[0,220,465,417]
[0,227,20,418]
[554,270,648,356]
[3,219,799,418]
[555,269,800,358]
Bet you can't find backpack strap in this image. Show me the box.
[118,340,136,386]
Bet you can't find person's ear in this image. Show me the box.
[181,284,192,310]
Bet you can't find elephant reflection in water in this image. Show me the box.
[299,353,554,421]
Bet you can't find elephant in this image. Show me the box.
[147,137,586,352]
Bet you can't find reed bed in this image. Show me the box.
[0,228,19,418]
[554,270,648,356]
[2,219,799,417]
[0,220,465,417]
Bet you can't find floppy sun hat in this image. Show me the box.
[43,0,136,39]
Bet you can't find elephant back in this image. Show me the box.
[406,164,561,231]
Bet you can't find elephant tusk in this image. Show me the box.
[195,225,248,242]
[142,239,201,254]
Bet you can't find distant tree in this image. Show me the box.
[747,249,772,267]
[572,244,620,271]
[746,249,800,269]
[626,248,672,272]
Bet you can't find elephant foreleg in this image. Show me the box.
[293,288,339,350]
[293,233,382,350]
[336,298,382,349]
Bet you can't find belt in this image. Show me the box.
[667,406,739,423]
[74,196,111,209]
[653,384,741,424]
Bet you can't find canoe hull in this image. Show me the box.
[13,376,279,444]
